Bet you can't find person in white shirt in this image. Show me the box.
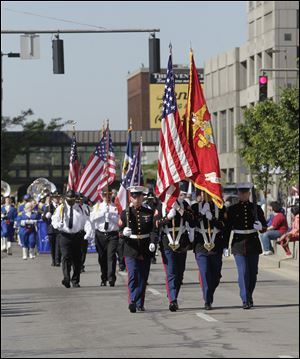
[51,190,91,288]
[89,187,120,287]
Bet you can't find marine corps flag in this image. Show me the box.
[184,50,223,208]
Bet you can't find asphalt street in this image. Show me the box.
[1,244,299,358]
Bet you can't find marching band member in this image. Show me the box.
[1,196,18,255]
[156,192,194,312]
[18,202,40,260]
[191,190,227,310]
[224,183,267,309]
[51,190,91,288]
[88,187,119,286]
[119,186,158,313]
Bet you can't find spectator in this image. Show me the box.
[277,206,299,257]
[261,201,288,255]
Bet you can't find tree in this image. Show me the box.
[236,87,299,207]
[1,109,72,180]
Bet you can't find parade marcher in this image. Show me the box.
[89,188,120,286]
[41,192,61,266]
[143,189,159,265]
[18,202,40,260]
[51,190,91,288]
[1,197,18,255]
[156,192,194,312]
[79,195,91,273]
[119,186,158,313]
[191,190,227,310]
[224,183,267,309]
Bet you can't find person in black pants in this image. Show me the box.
[51,190,90,288]
[91,188,120,287]
[42,192,61,266]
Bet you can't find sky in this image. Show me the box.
[1,1,247,131]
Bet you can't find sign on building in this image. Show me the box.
[20,34,40,60]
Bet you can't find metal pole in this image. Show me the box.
[1,28,160,34]
[284,50,288,87]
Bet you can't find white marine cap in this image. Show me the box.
[128,186,146,194]
[236,182,253,191]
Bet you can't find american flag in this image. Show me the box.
[67,133,80,191]
[115,141,143,213]
[76,127,116,203]
[155,48,198,210]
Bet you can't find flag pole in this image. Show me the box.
[105,119,110,201]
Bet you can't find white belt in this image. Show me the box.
[130,234,150,239]
[233,229,257,234]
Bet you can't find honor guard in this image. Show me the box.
[192,191,227,310]
[224,183,267,309]
[156,193,194,312]
[17,202,40,260]
[51,190,91,288]
[1,197,18,255]
[88,188,120,286]
[119,186,158,313]
[41,191,61,266]
[78,194,91,273]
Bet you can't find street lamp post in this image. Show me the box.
[266,48,288,87]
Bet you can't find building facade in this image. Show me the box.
[204,1,299,185]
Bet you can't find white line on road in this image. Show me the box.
[196,312,218,322]
[148,287,161,296]
[278,356,294,358]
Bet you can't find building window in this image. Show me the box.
[228,168,235,184]
[212,112,218,148]
[264,12,273,32]
[284,33,292,41]
[228,108,234,152]
[240,61,247,90]
[220,110,227,153]
[249,56,255,86]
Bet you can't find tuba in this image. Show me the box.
[27,178,52,202]
[1,180,11,197]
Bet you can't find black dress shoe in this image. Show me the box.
[137,306,145,312]
[249,301,254,308]
[51,262,55,267]
[55,263,61,267]
[61,279,70,288]
[205,303,212,310]
[174,300,179,310]
[100,281,107,286]
[169,301,177,312]
[80,268,85,273]
[242,302,251,309]
[109,281,115,287]
[129,302,136,313]
[72,282,80,288]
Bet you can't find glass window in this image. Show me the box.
[240,61,247,90]
[220,110,227,153]
[29,169,49,178]
[228,109,234,152]
[284,33,292,41]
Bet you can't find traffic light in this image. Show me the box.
[259,75,268,101]
[52,37,64,74]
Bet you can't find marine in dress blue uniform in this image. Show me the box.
[119,186,158,313]
[224,183,267,309]
[156,197,194,312]
[192,194,227,310]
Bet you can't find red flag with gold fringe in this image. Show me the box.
[184,50,223,208]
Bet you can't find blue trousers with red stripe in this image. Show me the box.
[195,252,222,305]
[125,256,151,308]
[161,249,187,303]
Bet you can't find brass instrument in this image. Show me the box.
[27,178,52,202]
[1,180,11,197]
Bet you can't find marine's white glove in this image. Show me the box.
[253,220,262,231]
[46,212,52,219]
[205,211,213,221]
[123,227,132,237]
[200,202,210,215]
[167,208,176,220]
[223,248,230,257]
[1,214,5,219]
[104,212,109,221]
[149,243,156,252]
